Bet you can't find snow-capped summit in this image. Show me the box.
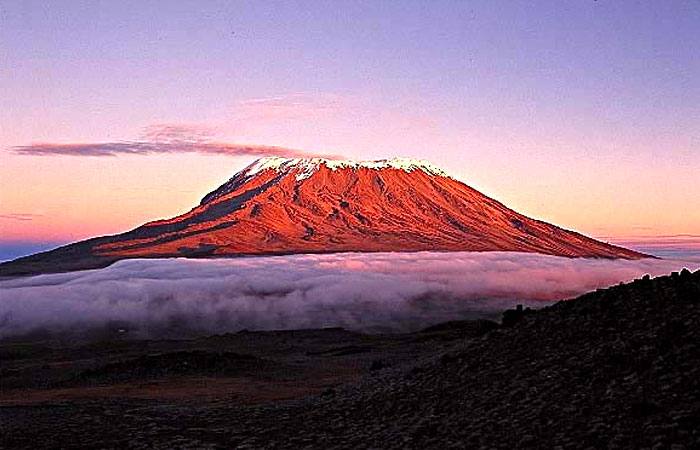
[199,157,451,205]
[241,156,450,181]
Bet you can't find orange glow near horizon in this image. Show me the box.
[1,144,698,245]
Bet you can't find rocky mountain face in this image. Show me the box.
[0,157,645,276]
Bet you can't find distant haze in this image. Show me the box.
[2,236,699,263]
[0,241,65,263]
[609,236,700,262]
[1,251,696,340]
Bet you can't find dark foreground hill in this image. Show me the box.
[1,269,698,449]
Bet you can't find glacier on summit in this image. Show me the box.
[240,156,451,181]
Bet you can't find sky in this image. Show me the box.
[1,0,699,257]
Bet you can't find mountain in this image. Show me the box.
[0,157,646,276]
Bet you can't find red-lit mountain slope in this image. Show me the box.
[0,157,646,276]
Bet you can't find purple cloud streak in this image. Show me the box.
[11,141,339,158]
[10,123,342,159]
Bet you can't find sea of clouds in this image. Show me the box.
[0,251,697,340]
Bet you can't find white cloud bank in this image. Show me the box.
[0,252,697,339]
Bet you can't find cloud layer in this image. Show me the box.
[0,252,696,340]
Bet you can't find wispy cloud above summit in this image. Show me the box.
[235,92,349,122]
[11,141,331,158]
[0,213,43,222]
[10,123,342,159]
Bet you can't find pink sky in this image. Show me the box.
[1,90,698,244]
[1,2,698,246]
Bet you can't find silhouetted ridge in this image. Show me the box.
[184,268,699,448]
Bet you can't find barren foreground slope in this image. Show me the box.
[1,269,698,449]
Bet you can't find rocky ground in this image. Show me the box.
[1,269,698,449]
